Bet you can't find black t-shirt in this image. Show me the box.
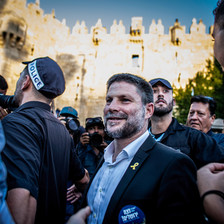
[2,101,85,223]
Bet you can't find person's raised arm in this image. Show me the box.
[67,206,91,224]
[7,188,36,224]
[197,163,224,224]
[75,168,89,192]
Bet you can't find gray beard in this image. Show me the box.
[105,107,146,139]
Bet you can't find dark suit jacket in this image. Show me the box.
[84,135,204,224]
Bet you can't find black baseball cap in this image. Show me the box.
[22,56,65,99]
[149,78,172,90]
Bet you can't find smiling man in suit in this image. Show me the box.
[85,73,204,224]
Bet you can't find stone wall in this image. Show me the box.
[0,0,214,125]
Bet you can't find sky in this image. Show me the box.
[26,0,218,34]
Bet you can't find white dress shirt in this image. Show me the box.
[87,130,149,224]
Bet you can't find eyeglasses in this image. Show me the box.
[85,117,103,125]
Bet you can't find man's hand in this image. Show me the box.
[67,184,82,204]
[75,169,90,192]
[80,132,90,145]
[197,163,224,223]
[197,162,224,195]
[100,141,108,150]
[0,106,8,120]
[67,206,91,224]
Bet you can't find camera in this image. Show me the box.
[0,94,17,111]
[64,118,80,135]
[89,132,103,148]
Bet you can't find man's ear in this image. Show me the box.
[21,75,32,90]
[145,102,154,119]
[173,98,176,106]
[210,114,216,125]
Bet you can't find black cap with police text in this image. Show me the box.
[149,78,173,89]
[22,56,65,99]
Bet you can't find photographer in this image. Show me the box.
[0,75,14,120]
[59,106,85,147]
[77,117,111,178]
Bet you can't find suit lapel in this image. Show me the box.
[103,135,156,224]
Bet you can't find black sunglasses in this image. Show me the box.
[85,117,102,125]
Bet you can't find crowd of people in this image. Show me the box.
[0,0,224,223]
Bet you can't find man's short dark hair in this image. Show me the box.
[213,0,224,29]
[106,73,154,105]
[0,75,8,91]
[190,95,216,116]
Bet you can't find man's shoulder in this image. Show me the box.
[168,118,204,135]
[212,132,224,138]
[211,132,224,144]
[2,111,22,126]
[144,136,189,159]
[154,140,186,156]
[143,140,195,170]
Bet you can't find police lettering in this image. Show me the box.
[28,61,44,90]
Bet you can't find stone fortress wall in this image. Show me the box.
[0,0,214,124]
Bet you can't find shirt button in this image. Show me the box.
[99,187,102,192]
[93,213,96,218]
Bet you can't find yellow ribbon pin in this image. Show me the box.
[130,162,139,170]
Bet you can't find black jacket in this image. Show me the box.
[149,117,224,169]
[84,135,204,224]
[207,129,224,147]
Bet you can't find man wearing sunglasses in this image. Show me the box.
[77,117,111,178]
[187,95,224,146]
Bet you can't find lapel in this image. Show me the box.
[103,135,156,224]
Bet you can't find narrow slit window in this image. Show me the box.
[132,55,139,67]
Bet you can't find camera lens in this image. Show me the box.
[0,95,17,111]
[68,119,79,132]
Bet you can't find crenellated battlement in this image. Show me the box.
[0,0,214,124]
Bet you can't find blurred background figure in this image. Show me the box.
[0,75,8,95]
[211,118,224,134]
[0,75,12,120]
[55,108,61,118]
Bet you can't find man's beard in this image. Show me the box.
[105,106,146,139]
[13,87,23,107]
[153,100,173,117]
